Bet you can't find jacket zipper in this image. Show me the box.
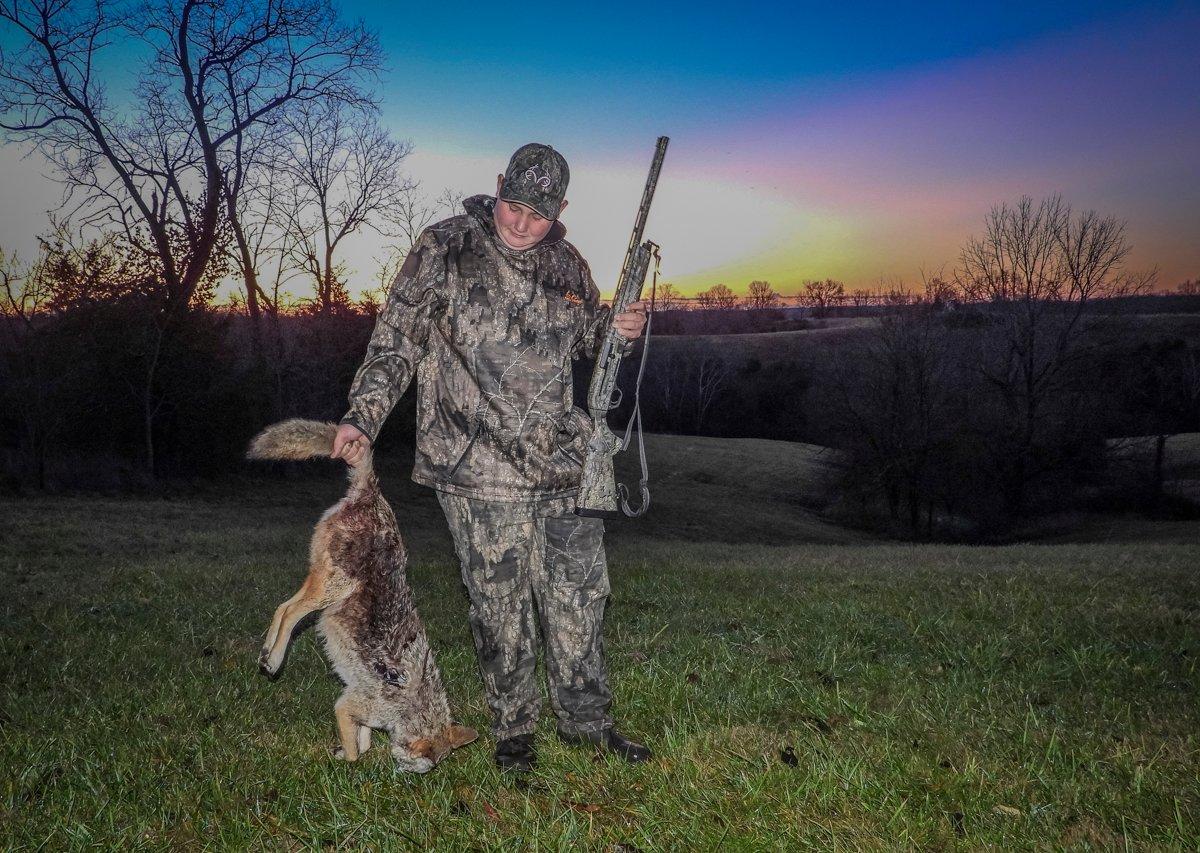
[447,419,482,479]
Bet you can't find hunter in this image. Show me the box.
[331,142,649,773]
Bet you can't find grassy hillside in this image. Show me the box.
[608,434,866,545]
[2,434,1198,849]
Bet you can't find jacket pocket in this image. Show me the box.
[555,406,592,467]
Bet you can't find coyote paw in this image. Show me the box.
[258,649,280,679]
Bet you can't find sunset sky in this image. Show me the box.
[1,1,1197,299]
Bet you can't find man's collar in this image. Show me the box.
[463,194,567,250]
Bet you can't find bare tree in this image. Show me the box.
[0,246,60,486]
[386,182,461,260]
[365,182,462,309]
[1178,279,1199,296]
[921,268,956,307]
[279,99,414,316]
[693,354,730,431]
[829,308,957,536]
[954,194,1154,513]
[746,279,780,309]
[641,344,730,433]
[864,276,910,308]
[0,0,380,325]
[695,283,737,310]
[801,278,844,315]
[1120,340,1200,502]
[218,96,295,341]
[1,246,41,318]
[647,281,680,312]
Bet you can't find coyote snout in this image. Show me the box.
[249,419,477,772]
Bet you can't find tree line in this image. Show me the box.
[654,273,1198,316]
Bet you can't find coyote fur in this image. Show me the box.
[248,419,476,773]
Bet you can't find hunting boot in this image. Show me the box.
[495,733,536,773]
[557,727,651,763]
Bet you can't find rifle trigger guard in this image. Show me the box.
[607,386,623,410]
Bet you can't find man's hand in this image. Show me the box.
[613,300,648,341]
[332,423,369,466]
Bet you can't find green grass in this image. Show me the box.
[2,437,1198,849]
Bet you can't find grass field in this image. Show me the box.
[2,435,1198,849]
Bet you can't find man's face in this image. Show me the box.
[493,175,567,251]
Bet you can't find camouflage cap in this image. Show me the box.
[499,142,570,220]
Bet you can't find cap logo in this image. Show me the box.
[524,165,553,190]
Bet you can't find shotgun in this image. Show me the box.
[576,136,669,517]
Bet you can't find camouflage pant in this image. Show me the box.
[437,492,614,739]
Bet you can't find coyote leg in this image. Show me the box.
[333,695,361,761]
[357,724,372,755]
[260,592,297,666]
[259,572,326,676]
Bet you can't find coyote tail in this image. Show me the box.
[246,418,374,490]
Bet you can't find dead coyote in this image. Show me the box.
[248,419,476,773]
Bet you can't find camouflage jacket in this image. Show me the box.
[342,194,628,503]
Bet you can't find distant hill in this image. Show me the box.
[634,314,1200,391]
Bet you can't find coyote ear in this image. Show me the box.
[447,724,478,748]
